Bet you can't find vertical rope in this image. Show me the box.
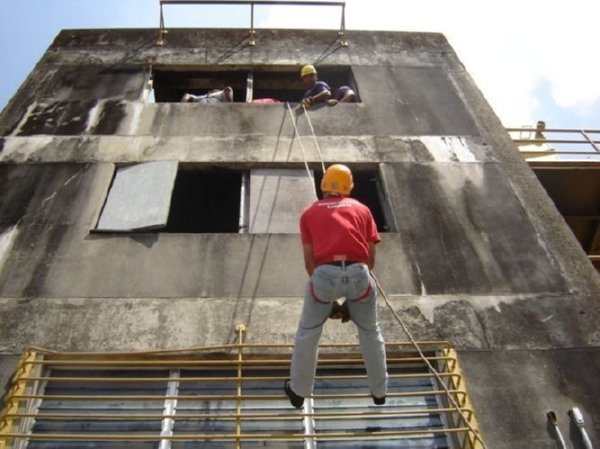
[301,105,326,173]
[286,102,318,199]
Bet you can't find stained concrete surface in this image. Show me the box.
[0,27,599,449]
[460,349,600,449]
[0,162,569,298]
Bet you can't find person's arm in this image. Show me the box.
[309,88,331,105]
[303,243,315,276]
[302,83,331,108]
[367,241,376,270]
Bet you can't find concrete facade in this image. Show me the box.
[0,28,599,448]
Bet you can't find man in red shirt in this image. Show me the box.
[285,164,388,408]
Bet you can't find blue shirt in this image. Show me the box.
[302,80,330,99]
[334,86,353,101]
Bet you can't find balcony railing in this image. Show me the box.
[508,122,600,166]
[509,122,600,271]
[0,337,485,449]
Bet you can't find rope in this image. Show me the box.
[286,102,318,198]
[301,104,326,173]
[294,102,488,449]
[371,273,488,449]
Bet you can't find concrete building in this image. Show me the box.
[0,20,598,449]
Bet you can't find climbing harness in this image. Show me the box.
[293,103,490,449]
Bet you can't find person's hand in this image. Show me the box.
[302,97,314,108]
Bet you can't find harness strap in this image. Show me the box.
[353,283,372,301]
[310,281,328,304]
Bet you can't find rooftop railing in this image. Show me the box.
[158,0,348,46]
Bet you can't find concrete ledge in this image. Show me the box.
[1,294,597,354]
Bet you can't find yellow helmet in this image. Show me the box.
[321,164,354,196]
[300,64,317,78]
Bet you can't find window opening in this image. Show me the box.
[314,168,393,232]
[253,67,360,104]
[151,67,360,104]
[166,167,242,233]
[317,67,360,104]
[153,69,248,103]
[252,71,305,103]
[0,341,484,448]
[96,166,319,234]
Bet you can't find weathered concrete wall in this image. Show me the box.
[0,28,599,448]
[0,153,570,298]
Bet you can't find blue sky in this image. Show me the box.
[1,0,598,129]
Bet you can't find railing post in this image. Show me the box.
[249,2,256,46]
[339,3,348,46]
[581,130,600,153]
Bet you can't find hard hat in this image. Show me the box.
[300,65,317,78]
[321,164,354,196]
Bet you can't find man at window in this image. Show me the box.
[300,65,331,109]
[285,164,388,408]
[327,85,356,105]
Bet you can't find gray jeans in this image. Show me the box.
[290,263,388,398]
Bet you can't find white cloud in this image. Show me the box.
[258,0,600,127]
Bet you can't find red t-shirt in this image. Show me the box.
[300,196,381,266]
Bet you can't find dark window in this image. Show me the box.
[153,69,248,103]
[151,66,360,103]
[96,165,318,234]
[167,168,242,233]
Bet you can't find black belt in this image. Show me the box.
[324,260,361,267]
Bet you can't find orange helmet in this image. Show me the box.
[321,164,353,196]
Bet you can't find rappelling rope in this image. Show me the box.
[295,103,488,449]
[301,104,327,173]
[371,273,488,449]
[285,102,326,190]
[286,102,318,198]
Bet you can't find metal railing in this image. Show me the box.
[0,330,484,449]
[508,123,600,165]
[508,123,600,270]
[158,0,347,46]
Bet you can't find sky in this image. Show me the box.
[0,0,598,129]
